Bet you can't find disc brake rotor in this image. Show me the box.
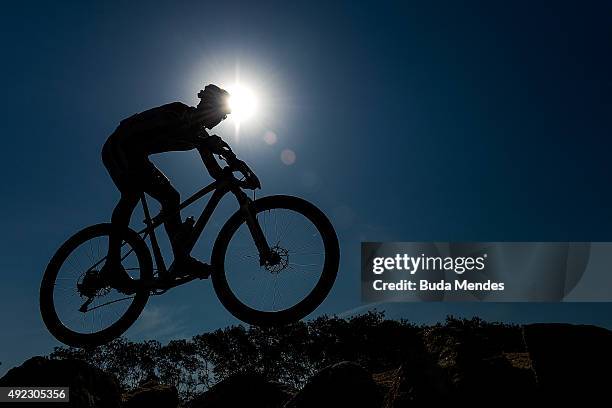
[265,246,289,274]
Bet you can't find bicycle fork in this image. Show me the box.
[234,189,275,266]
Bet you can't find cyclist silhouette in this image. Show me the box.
[101,84,234,293]
[41,84,340,344]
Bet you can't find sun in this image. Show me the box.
[227,84,258,123]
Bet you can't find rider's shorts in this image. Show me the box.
[102,129,170,195]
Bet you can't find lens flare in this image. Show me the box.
[281,149,296,165]
[263,131,277,145]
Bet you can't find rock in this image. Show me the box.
[0,356,121,408]
[123,380,179,408]
[187,372,293,408]
[523,323,612,400]
[284,361,380,408]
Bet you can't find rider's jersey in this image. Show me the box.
[112,102,207,156]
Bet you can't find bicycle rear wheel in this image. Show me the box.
[40,223,153,347]
[211,195,340,326]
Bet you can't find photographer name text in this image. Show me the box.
[370,253,505,292]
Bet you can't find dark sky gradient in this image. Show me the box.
[1,0,612,374]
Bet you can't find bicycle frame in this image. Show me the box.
[136,169,270,278]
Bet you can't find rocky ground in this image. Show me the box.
[2,322,611,407]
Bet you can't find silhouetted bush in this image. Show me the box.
[49,312,516,401]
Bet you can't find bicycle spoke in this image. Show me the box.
[87,296,136,312]
[224,207,326,313]
[288,262,320,268]
[52,231,142,336]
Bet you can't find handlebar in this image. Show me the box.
[224,157,261,190]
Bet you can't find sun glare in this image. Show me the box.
[227,84,258,123]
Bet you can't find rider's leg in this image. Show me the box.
[102,138,142,284]
[144,166,210,277]
[98,191,141,294]
[143,167,187,262]
[107,192,140,267]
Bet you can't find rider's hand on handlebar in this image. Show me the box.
[201,135,235,160]
[201,135,260,189]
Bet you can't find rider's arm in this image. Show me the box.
[197,133,260,188]
[198,148,224,179]
[197,134,237,161]
[196,133,236,178]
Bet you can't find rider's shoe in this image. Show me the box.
[100,262,138,295]
[169,256,212,280]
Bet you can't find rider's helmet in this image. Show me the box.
[197,84,231,129]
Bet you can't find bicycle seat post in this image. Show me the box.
[141,194,168,277]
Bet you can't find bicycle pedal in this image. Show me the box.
[196,271,210,280]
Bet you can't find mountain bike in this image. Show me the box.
[40,147,340,347]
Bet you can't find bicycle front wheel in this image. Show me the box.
[211,195,340,326]
[40,223,153,347]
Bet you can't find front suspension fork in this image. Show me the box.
[235,190,273,265]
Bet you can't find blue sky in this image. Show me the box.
[1,0,612,374]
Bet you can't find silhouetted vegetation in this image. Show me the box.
[49,312,518,401]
